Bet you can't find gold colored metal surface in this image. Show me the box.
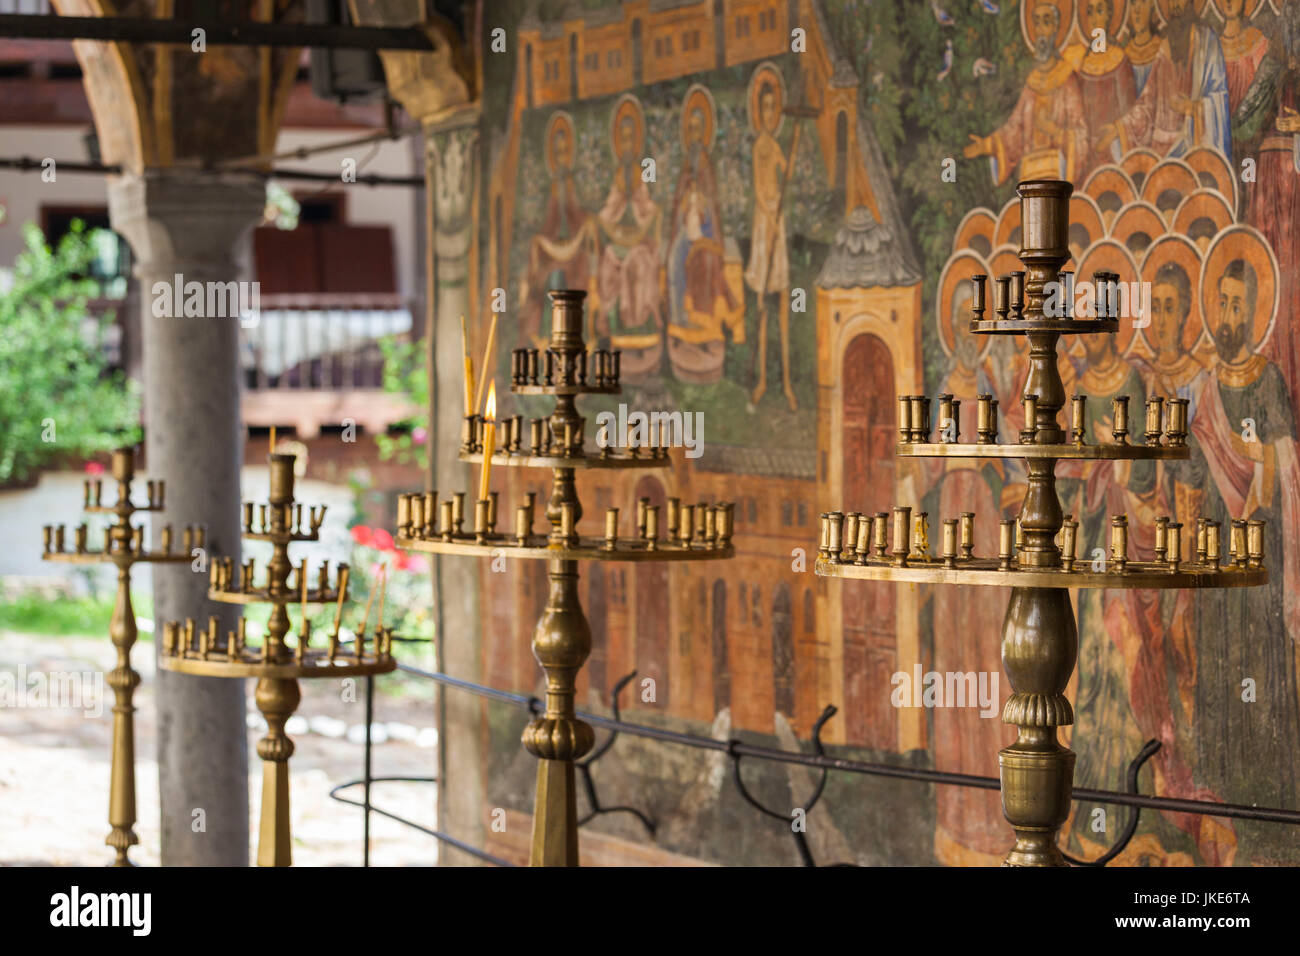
[398,289,733,866]
[40,446,191,867]
[895,442,1188,460]
[155,450,397,866]
[816,179,1268,866]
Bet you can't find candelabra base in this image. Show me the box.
[531,758,580,867]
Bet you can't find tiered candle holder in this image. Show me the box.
[40,446,196,866]
[397,289,735,866]
[816,180,1267,866]
[157,452,396,867]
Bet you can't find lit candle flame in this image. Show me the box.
[485,380,497,423]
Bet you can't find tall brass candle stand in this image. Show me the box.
[397,289,735,866]
[41,446,196,866]
[158,452,396,866]
[817,180,1267,866]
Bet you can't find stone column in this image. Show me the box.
[108,170,266,866]
[427,125,488,863]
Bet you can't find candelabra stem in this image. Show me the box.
[106,561,140,866]
[254,676,301,867]
[999,586,1077,866]
[522,558,594,866]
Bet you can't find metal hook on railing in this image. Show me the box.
[1062,738,1162,866]
[729,704,840,866]
[576,670,656,836]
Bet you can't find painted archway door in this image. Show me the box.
[840,331,897,749]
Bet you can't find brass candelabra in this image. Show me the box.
[40,446,196,866]
[817,180,1267,866]
[157,451,396,866]
[397,289,735,866]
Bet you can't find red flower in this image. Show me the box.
[350,525,374,547]
[394,551,424,572]
[371,527,395,551]
[85,461,105,476]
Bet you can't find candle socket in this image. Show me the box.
[1021,394,1039,443]
[474,498,490,544]
[913,512,929,560]
[937,395,954,443]
[488,491,499,532]
[1061,517,1079,571]
[680,504,695,545]
[942,518,958,568]
[872,512,888,558]
[993,275,1010,321]
[1056,271,1075,319]
[1230,519,1246,567]
[843,513,860,561]
[647,506,660,551]
[1112,396,1130,444]
[854,513,871,563]
[666,497,681,539]
[977,394,995,444]
[1110,515,1129,572]
[891,507,911,567]
[1071,394,1087,444]
[452,492,466,535]
[1009,270,1025,320]
[1167,522,1183,572]
[1206,521,1222,570]
[909,396,931,442]
[999,519,1015,571]
[827,512,844,562]
[959,512,975,559]
[1155,516,1170,563]
[440,500,454,541]
[971,274,986,323]
[559,501,578,546]
[1247,520,1265,568]
[1144,397,1164,446]
[898,395,913,443]
[604,507,619,550]
[1195,517,1207,563]
[1166,398,1189,446]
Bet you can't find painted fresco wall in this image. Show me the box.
[461,0,1300,865]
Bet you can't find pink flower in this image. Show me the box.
[394,552,424,572]
[412,427,428,446]
[350,525,374,547]
[85,461,105,476]
[370,527,395,551]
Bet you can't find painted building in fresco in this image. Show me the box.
[464,0,1300,866]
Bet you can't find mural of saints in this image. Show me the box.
[666,84,744,384]
[966,0,1087,183]
[1097,0,1231,158]
[1187,229,1300,860]
[1125,0,1163,92]
[596,94,665,382]
[519,112,597,348]
[1066,0,1136,176]
[1235,0,1300,429]
[744,64,798,412]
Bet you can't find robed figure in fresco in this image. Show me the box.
[1216,0,1270,116]
[1188,239,1300,861]
[596,94,665,382]
[1065,0,1136,176]
[1099,0,1231,158]
[745,65,798,411]
[667,85,743,384]
[966,0,1087,183]
[1234,0,1300,428]
[520,112,598,348]
[1125,0,1163,93]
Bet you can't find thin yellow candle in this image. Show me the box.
[299,561,310,641]
[332,565,350,635]
[460,314,475,417]
[475,312,498,415]
[269,426,277,452]
[376,563,389,632]
[479,381,497,501]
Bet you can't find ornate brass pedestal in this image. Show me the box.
[41,446,194,866]
[817,179,1267,866]
[397,289,734,866]
[158,452,396,866]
